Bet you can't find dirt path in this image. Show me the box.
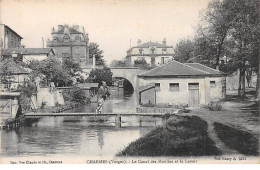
[206,120,242,155]
[181,99,259,155]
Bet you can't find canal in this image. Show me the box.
[0,88,162,157]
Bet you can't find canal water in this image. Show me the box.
[0,89,162,157]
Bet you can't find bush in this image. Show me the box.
[117,115,221,156]
[63,88,87,104]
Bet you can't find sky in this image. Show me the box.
[0,0,210,64]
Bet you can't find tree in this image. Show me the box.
[173,38,196,63]
[110,59,127,67]
[87,67,113,86]
[134,58,149,67]
[194,0,260,99]
[26,57,71,87]
[225,0,260,98]
[197,0,233,69]
[89,42,105,66]
[62,57,82,76]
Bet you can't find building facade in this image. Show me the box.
[47,25,90,67]
[2,48,55,63]
[0,24,23,49]
[138,61,226,106]
[126,39,174,66]
[0,59,29,91]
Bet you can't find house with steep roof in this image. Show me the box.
[138,60,226,106]
[2,48,55,63]
[0,24,23,49]
[126,39,174,66]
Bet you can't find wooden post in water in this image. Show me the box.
[115,114,122,128]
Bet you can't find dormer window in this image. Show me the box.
[63,35,70,42]
[75,36,81,41]
[53,37,58,41]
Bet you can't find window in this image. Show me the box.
[162,48,167,54]
[4,84,9,89]
[161,57,165,64]
[63,35,70,42]
[150,47,155,54]
[155,83,160,91]
[188,83,199,90]
[169,83,179,91]
[75,36,81,41]
[53,37,58,41]
[139,48,143,54]
[210,81,216,87]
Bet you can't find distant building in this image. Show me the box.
[126,39,174,66]
[47,25,90,67]
[1,48,55,63]
[138,61,225,106]
[0,24,23,49]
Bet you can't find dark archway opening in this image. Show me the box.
[112,77,134,95]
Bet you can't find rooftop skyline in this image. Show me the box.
[0,0,210,64]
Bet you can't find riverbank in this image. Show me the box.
[35,99,91,113]
[117,115,221,156]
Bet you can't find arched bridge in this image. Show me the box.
[82,67,147,90]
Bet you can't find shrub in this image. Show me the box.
[117,115,221,156]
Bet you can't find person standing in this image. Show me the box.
[96,81,110,114]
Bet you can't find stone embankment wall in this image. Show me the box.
[34,87,65,108]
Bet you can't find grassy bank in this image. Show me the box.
[117,115,221,157]
[214,122,259,155]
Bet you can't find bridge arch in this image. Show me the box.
[109,67,145,90]
[82,67,147,90]
[113,77,134,93]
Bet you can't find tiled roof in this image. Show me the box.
[138,60,223,77]
[0,60,29,75]
[134,41,172,48]
[185,63,223,75]
[53,28,83,34]
[2,48,54,55]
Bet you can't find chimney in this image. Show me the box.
[72,25,79,31]
[64,25,70,35]
[162,38,166,45]
[137,39,142,45]
[52,27,55,33]
[58,25,64,31]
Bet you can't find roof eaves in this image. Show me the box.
[4,25,23,39]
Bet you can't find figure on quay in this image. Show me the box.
[96,81,110,114]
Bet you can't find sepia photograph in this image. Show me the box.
[0,0,259,164]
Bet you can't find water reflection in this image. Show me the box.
[68,88,138,113]
[0,89,162,157]
[1,116,162,157]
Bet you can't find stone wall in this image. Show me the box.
[36,87,65,108]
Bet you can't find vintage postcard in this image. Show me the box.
[0,0,259,164]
